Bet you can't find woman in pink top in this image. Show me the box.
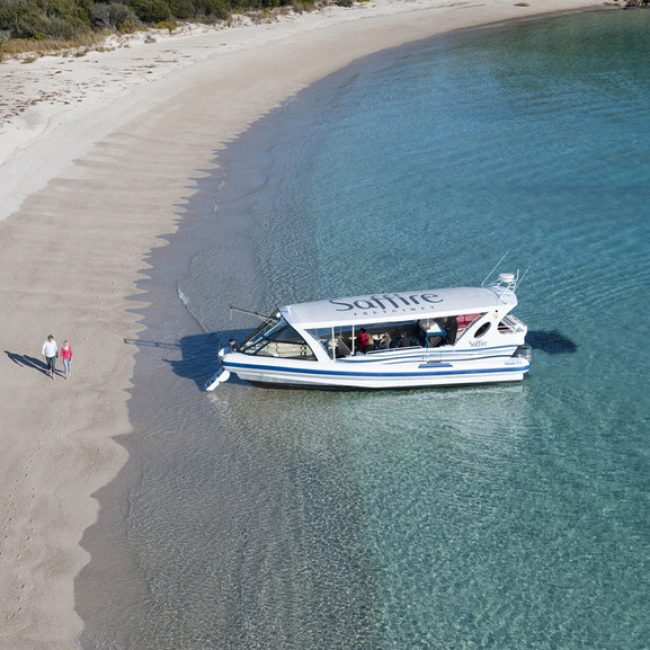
[355,328,370,353]
[61,340,73,380]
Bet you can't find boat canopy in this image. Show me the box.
[281,286,516,330]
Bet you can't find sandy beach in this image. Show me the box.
[0,1,601,647]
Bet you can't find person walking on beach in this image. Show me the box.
[60,339,73,380]
[41,335,58,379]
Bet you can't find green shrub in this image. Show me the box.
[335,0,353,6]
[155,17,177,29]
[116,14,139,30]
[0,1,45,38]
[129,0,171,22]
[0,0,314,44]
[0,0,93,39]
[90,2,138,29]
[194,0,229,20]
[168,0,194,19]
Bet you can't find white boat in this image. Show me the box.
[206,272,531,390]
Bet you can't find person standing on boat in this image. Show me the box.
[444,316,458,345]
[355,328,371,353]
[41,334,58,380]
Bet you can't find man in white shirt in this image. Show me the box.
[42,335,58,379]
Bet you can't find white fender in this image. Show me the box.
[205,369,231,391]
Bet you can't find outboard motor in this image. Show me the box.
[515,343,533,363]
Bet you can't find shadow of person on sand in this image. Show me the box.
[4,350,52,375]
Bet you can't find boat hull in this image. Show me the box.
[222,356,530,389]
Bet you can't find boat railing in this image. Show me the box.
[501,313,526,331]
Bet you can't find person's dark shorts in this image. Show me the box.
[46,356,56,372]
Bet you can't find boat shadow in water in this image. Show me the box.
[526,330,578,354]
[141,328,252,390]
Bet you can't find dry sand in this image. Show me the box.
[0,1,601,647]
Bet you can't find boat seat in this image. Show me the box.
[454,313,481,338]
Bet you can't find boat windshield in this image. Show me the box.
[239,316,282,354]
[240,317,316,360]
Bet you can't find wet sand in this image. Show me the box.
[0,1,600,647]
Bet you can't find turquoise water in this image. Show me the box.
[78,10,649,649]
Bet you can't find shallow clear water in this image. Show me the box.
[78,10,650,649]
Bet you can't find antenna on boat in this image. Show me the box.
[517,265,531,289]
[229,304,276,324]
[481,251,509,287]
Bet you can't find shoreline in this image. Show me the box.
[0,1,601,648]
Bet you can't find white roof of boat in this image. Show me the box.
[281,286,516,329]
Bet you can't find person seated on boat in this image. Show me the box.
[368,334,381,350]
[228,338,238,352]
[355,328,371,353]
[377,332,391,350]
[428,318,447,347]
[444,316,458,345]
[415,321,427,346]
[395,331,416,348]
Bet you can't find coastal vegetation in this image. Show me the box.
[0,0,358,56]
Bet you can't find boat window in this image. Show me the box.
[307,320,425,357]
[498,319,513,333]
[474,322,491,338]
[421,314,487,347]
[242,323,316,360]
[452,313,486,342]
[456,313,483,332]
[307,327,354,358]
[239,316,283,355]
